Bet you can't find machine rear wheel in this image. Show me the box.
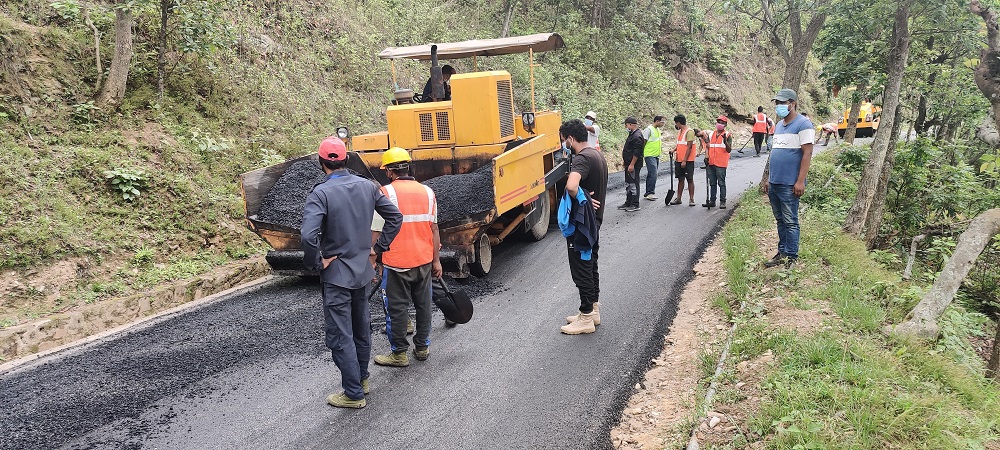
[469,233,492,277]
[525,191,551,241]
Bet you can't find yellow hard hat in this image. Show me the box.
[381,147,411,169]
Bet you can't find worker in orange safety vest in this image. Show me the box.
[699,115,733,209]
[371,147,442,368]
[751,106,774,157]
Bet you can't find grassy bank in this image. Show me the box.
[706,151,1000,448]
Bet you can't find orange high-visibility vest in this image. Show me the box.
[707,130,731,168]
[380,180,436,269]
[752,113,768,133]
[676,127,696,161]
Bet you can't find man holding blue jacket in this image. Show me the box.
[558,119,608,335]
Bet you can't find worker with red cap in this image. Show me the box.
[699,115,733,208]
[301,136,402,409]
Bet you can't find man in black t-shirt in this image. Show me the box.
[559,119,609,335]
[620,116,646,212]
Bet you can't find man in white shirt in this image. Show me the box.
[584,111,601,150]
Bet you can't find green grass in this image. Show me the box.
[710,158,1000,448]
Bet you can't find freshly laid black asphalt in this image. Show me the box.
[257,160,327,229]
[423,165,495,223]
[0,149,768,450]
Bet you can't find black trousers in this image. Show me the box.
[753,132,766,155]
[625,169,641,206]
[567,239,600,313]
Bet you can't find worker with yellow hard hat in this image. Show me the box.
[369,147,442,368]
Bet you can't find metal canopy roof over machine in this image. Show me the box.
[377,33,565,60]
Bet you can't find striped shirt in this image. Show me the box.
[768,114,815,185]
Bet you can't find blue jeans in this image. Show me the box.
[644,156,659,195]
[768,183,800,258]
[707,166,726,202]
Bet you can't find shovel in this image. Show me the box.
[432,277,473,324]
[663,153,676,206]
[703,155,713,210]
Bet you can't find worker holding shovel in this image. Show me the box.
[371,147,443,368]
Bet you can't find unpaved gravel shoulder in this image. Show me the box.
[611,239,729,449]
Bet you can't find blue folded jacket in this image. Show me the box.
[558,189,599,260]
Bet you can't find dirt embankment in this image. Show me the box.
[611,240,729,449]
[612,231,834,449]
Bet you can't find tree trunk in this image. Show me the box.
[843,0,911,237]
[83,4,102,91]
[759,0,828,92]
[863,104,904,248]
[844,100,862,144]
[971,0,1000,135]
[891,209,1000,340]
[976,115,1000,149]
[781,48,810,93]
[988,319,1000,380]
[96,6,133,108]
[157,0,170,99]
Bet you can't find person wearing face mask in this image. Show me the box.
[558,119,608,335]
[699,115,733,209]
[583,111,601,150]
[763,88,814,270]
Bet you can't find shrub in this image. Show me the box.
[103,167,148,202]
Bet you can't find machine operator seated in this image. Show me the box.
[420,65,456,102]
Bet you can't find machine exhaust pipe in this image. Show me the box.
[429,44,445,101]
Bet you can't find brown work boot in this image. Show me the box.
[327,393,366,409]
[566,302,601,325]
[560,312,597,335]
[374,351,410,367]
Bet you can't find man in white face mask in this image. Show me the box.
[763,88,814,270]
[583,111,601,150]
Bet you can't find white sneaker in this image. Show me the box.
[644,194,658,201]
[566,302,600,325]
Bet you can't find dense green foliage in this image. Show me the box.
[716,159,1000,447]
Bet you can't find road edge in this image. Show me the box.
[0,275,280,375]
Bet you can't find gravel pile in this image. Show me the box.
[424,166,495,223]
[257,161,327,229]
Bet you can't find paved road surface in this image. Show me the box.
[1,150,771,450]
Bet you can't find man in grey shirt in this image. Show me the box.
[301,137,402,409]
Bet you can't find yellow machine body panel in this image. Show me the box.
[515,110,562,150]
[492,136,550,213]
[450,71,517,146]
[837,102,880,132]
[386,102,456,149]
[352,132,389,151]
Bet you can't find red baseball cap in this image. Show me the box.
[318,137,347,161]
[716,115,728,123]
